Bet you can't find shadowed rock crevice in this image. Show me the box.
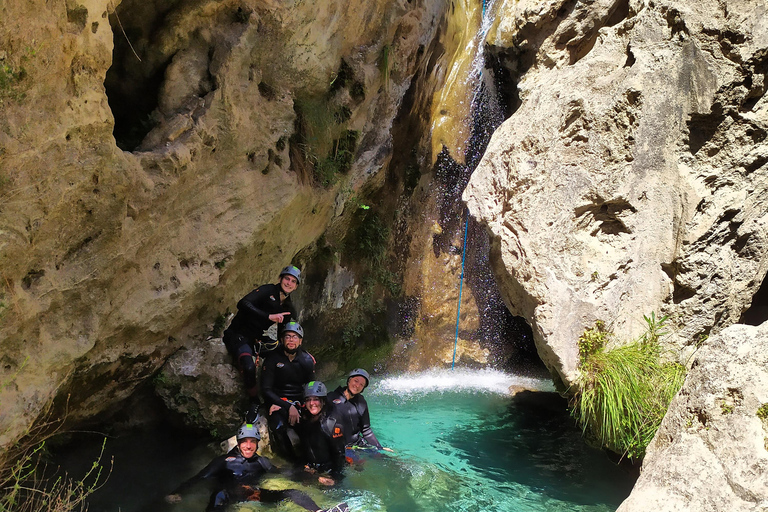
[741,274,768,326]
[105,0,244,151]
[574,197,636,236]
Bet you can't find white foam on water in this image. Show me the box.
[373,368,555,396]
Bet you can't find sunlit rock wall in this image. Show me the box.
[617,322,768,512]
[0,0,445,449]
[464,0,768,388]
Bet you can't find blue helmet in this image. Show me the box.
[304,381,328,398]
[279,265,301,284]
[347,368,370,389]
[236,423,260,441]
[282,321,304,339]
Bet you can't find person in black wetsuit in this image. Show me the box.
[328,369,393,458]
[222,265,301,421]
[296,381,347,486]
[261,321,316,460]
[164,423,347,512]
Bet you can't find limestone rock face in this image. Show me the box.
[0,0,445,449]
[464,0,768,387]
[617,322,768,512]
[154,337,243,435]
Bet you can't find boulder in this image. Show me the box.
[154,337,244,436]
[464,0,768,387]
[617,322,768,512]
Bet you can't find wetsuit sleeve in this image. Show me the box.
[170,455,227,494]
[237,286,274,324]
[358,403,384,450]
[260,356,285,408]
[328,419,347,480]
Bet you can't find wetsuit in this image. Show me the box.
[327,386,383,449]
[170,446,320,512]
[261,348,315,459]
[222,283,297,399]
[297,410,347,480]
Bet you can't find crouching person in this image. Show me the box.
[297,381,347,486]
[165,423,347,512]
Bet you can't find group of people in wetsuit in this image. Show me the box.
[166,266,391,512]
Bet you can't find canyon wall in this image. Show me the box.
[0,0,447,449]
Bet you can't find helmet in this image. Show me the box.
[282,321,304,339]
[236,423,261,441]
[279,265,301,284]
[347,368,370,389]
[304,381,328,398]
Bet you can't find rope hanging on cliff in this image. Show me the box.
[452,211,470,370]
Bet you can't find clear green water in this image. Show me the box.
[53,369,635,512]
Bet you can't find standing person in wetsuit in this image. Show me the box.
[223,265,301,422]
[261,321,316,460]
[296,381,347,486]
[328,369,394,456]
[164,423,348,512]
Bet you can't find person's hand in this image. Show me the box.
[268,312,292,323]
[165,494,182,504]
[318,476,335,486]
[382,447,395,453]
[269,404,282,415]
[288,404,301,425]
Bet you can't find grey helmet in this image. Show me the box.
[347,368,370,389]
[279,265,301,284]
[282,321,304,339]
[304,380,328,399]
[237,423,261,441]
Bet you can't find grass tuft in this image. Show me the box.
[571,313,686,460]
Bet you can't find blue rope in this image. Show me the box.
[452,211,470,369]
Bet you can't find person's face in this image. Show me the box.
[305,396,323,416]
[280,274,298,294]
[347,376,367,395]
[239,437,258,458]
[283,332,302,353]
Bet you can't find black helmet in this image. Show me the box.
[279,265,301,284]
[282,321,304,339]
[304,381,328,398]
[236,423,261,441]
[347,368,370,389]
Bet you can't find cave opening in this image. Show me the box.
[740,274,768,326]
[104,1,174,151]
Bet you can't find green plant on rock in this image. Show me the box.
[571,313,686,461]
[0,391,111,512]
[578,320,608,365]
[757,403,768,421]
[380,44,392,90]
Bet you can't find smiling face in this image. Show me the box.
[279,274,298,294]
[347,375,367,396]
[282,332,302,354]
[304,396,324,416]
[238,437,258,458]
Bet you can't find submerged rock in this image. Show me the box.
[617,322,768,512]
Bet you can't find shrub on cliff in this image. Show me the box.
[0,375,110,512]
[571,314,687,461]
